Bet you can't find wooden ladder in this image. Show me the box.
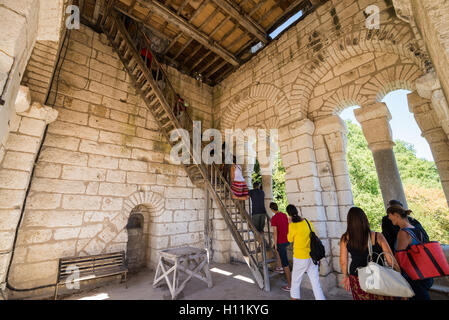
[99,7,276,291]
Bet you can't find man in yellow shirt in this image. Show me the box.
[286,205,325,300]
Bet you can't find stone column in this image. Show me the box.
[408,92,449,206]
[279,119,336,290]
[315,116,354,222]
[354,103,408,209]
[314,115,353,282]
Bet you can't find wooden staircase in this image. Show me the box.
[99,7,277,291]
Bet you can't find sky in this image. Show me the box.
[340,90,434,161]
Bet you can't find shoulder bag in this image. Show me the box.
[358,233,415,297]
[395,229,449,281]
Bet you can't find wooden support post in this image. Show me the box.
[204,186,212,262]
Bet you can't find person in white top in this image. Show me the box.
[230,157,249,200]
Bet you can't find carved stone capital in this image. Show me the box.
[323,131,348,155]
[315,115,348,136]
[354,102,391,123]
[431,89,449,121]
[415,72,441,100]
[354,103,394,151]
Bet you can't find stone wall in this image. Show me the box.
[3,0,449,297]
[6,24,213,298]
[0,0,40,156]
[0,102,58,294]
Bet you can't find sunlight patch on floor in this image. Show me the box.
[210,267,233,276]
[233,275,255,284]
[78,292,110,300]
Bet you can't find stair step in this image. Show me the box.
[258,258,277,268]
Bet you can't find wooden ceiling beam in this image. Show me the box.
[93,0,104,25]
[173,38,193,60]
[163,1,204,56]
[127,0,240,66]
[128,0,137,13]
[198,56,220,74]
[215,65,236,83]
[164,32,184,54]
[114,6,172,43]
[228,32,249,51]
[177,0,190,15]
[205,60,227,78]
[209,0,268,44]
[258,1,280,24]
[183,44,203,65]
[219,23,240,45]
[210,16,231,38]
[189,51,213,72]
[189,0,209,22]
[249,0,270,16]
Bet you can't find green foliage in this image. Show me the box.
[252,120,449,243]
[272,152,288,213]
[251,153,288,213]
[345,120,449,243]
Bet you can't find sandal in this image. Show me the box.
[275,267,284,274]
[281,286,291,292]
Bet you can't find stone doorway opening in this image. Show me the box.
[126,204,155,273]
[126,212,145,273]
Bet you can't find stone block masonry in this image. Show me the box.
[3,0,449,298]
[6,24,214,297]
[211,0,441,291]
[0,101,58,293]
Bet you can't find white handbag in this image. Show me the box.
[357,233,415,298]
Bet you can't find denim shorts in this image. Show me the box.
[277,242,289,268]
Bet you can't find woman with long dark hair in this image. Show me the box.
[340,207,401,300]
[286,205,325,300]
[387,205,433,300]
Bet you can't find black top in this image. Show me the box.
[249,189,266,215]
[347,232,384,276]
[381,216,429,253]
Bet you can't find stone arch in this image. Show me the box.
[75,189,165,258]
[361,64,422,102]
[221,83,290,131]
[308,63,423,119]
[121,189,165,219]
[291,20,431,119]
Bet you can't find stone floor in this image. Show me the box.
[63,262,353,300]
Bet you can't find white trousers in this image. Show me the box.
[290,257,326,300]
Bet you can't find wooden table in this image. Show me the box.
[153,247,213,299]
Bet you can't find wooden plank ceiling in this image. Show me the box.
[78,0,322,86]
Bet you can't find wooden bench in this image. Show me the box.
[54,251,128,300]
